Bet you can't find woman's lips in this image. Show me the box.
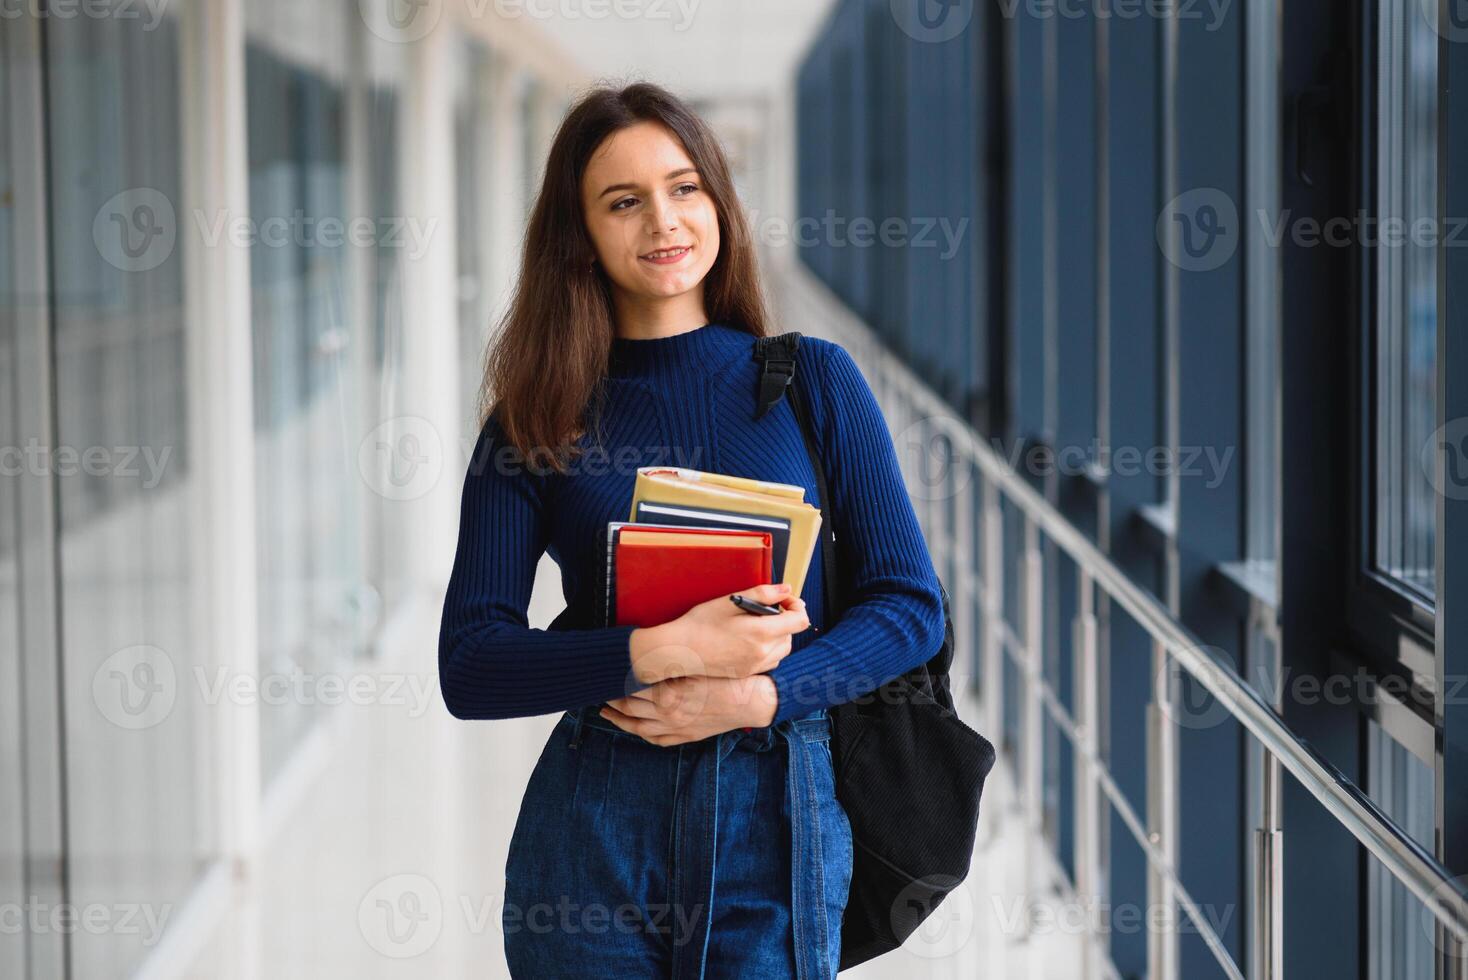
[639,245,692,266]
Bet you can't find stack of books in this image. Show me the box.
[601,466,824,629]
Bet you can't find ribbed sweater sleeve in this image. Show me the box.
[765,341,946,725]
[437,414,645,720]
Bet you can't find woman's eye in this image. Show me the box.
[611,184,696,212]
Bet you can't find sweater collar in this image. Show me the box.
[607,321,755,379]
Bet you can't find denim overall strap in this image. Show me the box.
[776,715,836,980]
[668,713,835,980]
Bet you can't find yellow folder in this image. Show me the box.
[629,466,823,594]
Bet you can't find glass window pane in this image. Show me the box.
[0,28,26,980]
[456,43,492,430]
[245,33,367,785]
[1374,0,1438,603]
[43,9,210,976]
[1366,719,1435,979]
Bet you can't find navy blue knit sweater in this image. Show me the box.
[437,321,944,727]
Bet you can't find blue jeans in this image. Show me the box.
[503,705,854,978]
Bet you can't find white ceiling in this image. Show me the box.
[534,0,840,102]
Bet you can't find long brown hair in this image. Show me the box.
[477,81,771,474]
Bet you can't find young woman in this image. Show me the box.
[438,82,945,978]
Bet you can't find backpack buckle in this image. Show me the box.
[753,334,801,420]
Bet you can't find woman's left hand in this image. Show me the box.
[598,674,778,746]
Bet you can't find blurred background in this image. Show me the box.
[3,0,1468,977]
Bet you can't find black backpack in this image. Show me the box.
[753,332,997,970]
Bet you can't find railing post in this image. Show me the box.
[1023,520,1046,907]
[1147,638,1180,980]
[1252,798,1282,980]
[953,447,976,696]
[982,478,1004,753]
[1021,519,1045,827]
[1075,567,1102,978]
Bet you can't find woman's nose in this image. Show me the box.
[644,193,679,233]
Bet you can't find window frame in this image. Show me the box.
[1348,0,1439,689]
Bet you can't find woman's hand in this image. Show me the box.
[629,583,810,684]
[598,674,779,746]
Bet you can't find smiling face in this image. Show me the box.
[580,120,720,325]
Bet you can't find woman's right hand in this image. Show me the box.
[629,584,810,684]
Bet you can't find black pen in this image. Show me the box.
[729,593,820,632]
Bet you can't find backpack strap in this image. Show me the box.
[752,333,800,421]
[752,332,843,624]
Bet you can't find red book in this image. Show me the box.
[612,527,773,628]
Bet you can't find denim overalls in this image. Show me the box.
[502,703,854,978]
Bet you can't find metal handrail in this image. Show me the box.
[893,351,1468,951]
[767,253,1468,972]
